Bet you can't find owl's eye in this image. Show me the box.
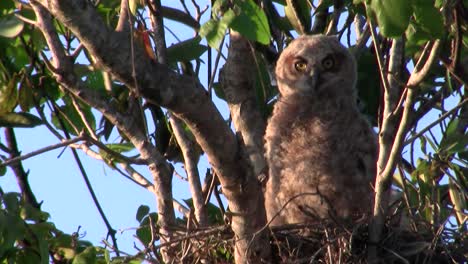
[294,60,308,72]
[321,56,335,70]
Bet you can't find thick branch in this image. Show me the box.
[33,1,268,262]
[219,31,270,262]
[33,0,238,183]
[32,0,176,251]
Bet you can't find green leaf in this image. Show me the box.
[368,0,412,37]
[20,204,50,222]
[355,49,380,125]
[136,205,150,222]
[0,0,16,16]
[167,36,208,63]
[284,0,311,34]
[72,247,97,264]
[412,0,444,38]
[16,248,43,264]
[74,65,106,94]
[439,118,468,156]
[0,75,18,114]
[136,226,151,246]
[212,82,226,101]
[0,112,43,128]
[200,19,226,49]
[230,0,271,44]
[136,212,158,245]
[18,81,35,112]
[0,164,6,176]
[29,223,51,264]
[448,177,466,225]
[0,15,24,38]
[3,192,20,213]
[199,10,235,48]
[105,143,134,153]
[51,98,96,135]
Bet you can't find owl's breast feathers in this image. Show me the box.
[265,94,377,223]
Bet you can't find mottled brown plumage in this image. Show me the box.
[264,35,377,225]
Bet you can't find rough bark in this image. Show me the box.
[220,31,271,262]
[33,0,271,262]
[31,2,177,260]
[170,116,208,227]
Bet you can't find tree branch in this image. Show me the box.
[369,39,441,262]
[0,135,85,167]
[32,1,269,262]
[4,128,40,209]
[169,116,208,226]
[31,1,177,257]
[404,97,468,146]
[219,31,270,262]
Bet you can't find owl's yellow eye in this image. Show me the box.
[322,56,335,70]
[294,61,308,72]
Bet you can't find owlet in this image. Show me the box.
[264,35,377,225]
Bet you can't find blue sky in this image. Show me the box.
[1,0,223,255]
[1,0,462,257]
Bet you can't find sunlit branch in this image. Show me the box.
[0,134,85,167]
[169,115,208,226]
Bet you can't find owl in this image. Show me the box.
[264,35,377,226]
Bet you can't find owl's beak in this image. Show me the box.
[307,69,319,90]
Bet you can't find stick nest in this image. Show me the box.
[157,218,466,263]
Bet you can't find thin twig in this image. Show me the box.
[404,97,468,146]
[0,135,85,167]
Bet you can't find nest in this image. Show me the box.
[155,218,466,264]
[268,221,465,264]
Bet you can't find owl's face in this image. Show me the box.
[275,35,357,98]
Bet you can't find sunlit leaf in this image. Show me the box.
[72,247,97,264]
[105,143,134,153]
[0,15,24,38]
[284,0,311,34]
[199,10,235,48]
[368,0,412,37]
[20,203,49,222]
[448,173,467,225]
[230,0,271,44]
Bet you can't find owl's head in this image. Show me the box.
[275,35,357,99]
